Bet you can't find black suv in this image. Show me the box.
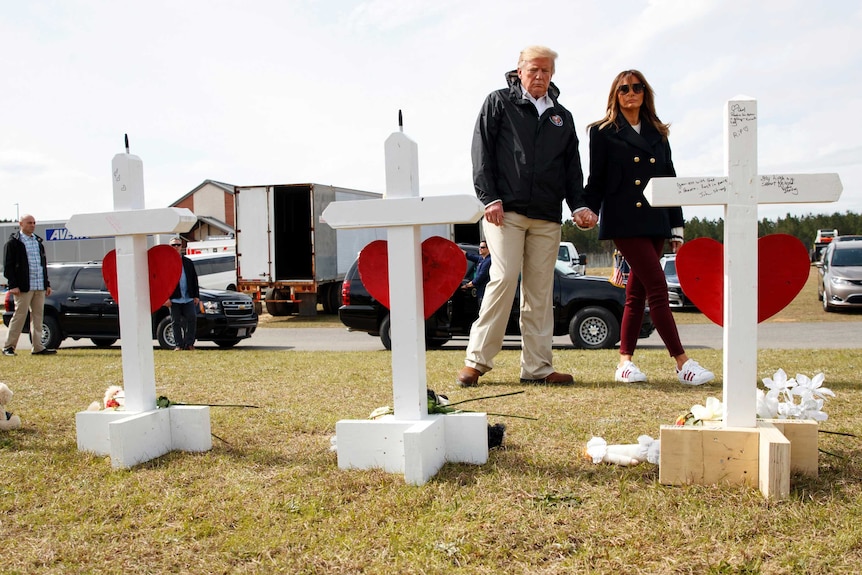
[3,262,258,350]
[339,244,654,350]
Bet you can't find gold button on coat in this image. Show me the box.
[649,158,656,164]
[635,179,641,186]
[634,156,640,162]
[636,202,643,208]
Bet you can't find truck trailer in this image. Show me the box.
[234,183,385,316]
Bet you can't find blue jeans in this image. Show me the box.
[169,300,197,349]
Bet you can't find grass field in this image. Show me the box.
[2,267,861,574]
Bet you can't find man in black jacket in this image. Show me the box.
[166,238,200,350]
[457,46,598,387]
[3,214,56,356]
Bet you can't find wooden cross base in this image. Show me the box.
[335,413,488,485]
[75,406,213,469]
[659,419,818,499]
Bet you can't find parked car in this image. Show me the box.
[339,244,654,350]
[2,262,258,349]
[660,253,698,310]
[817,238,862,312]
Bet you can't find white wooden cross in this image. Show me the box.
[321,121,488,485]
[645,96,842,428]
[66,143,212,468]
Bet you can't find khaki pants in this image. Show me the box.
[4,290,47,352]
[465,212,561,380]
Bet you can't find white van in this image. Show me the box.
[187,252,238,291]
[558,242,585,275]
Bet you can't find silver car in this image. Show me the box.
[660,253,697,309]
[818,239,862,312]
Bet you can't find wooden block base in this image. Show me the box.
[659,420,818,499]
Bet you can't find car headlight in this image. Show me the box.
[830,276,853,286]
[201,300,220,314]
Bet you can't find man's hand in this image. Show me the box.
[574,208,598,229]
[10,287,20,296]
[484,202,504,227]
[46,287,52,296]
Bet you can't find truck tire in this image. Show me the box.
[156,316,177,349]
[265,289,292,316]
[320,283,342,314]
[569,306,620,350]
[91,337,118,348]
[214,339,241,348]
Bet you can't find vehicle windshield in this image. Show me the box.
[831,247,862,267]
[663,258,677,276]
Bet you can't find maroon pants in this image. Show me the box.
[614,237,684,358]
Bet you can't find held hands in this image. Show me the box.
[574,208,598,230]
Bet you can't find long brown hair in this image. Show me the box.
[588,70,670,138]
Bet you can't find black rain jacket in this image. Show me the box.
[471,71,586,223]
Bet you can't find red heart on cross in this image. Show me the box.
[102,244,183,313]
[675,234,810,326]
[358,236,467,320]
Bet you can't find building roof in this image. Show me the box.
[170,179,235,207]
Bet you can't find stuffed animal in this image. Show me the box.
[584,435,660,466]
[0,382,22,431]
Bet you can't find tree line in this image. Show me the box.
[562,211,862,256]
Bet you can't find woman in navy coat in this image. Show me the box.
[585,70,714,386]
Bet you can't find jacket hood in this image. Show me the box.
[505,70,561,102]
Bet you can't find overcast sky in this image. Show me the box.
[2,0,860,226]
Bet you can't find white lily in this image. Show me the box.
[756,389,779,419]
[795,372,834,400]
[691,396,723,422]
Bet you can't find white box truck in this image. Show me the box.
[234,183,385,316]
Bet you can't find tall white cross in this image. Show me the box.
[66,143,211,468]
[323,128,484,419]
[645,97,842,428]
[68,150,196,410]
[321,121,488,485]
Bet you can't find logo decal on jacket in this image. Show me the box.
[550,115,563,127]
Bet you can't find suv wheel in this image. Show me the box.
[34,316,63,350]
[569,306,620,350]
[214,339,241,348]
[380,315,393,350]
[91,337,118,348]
[156,316,177,349]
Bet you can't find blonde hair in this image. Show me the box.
[518,46,558,73]
[588,69,670,138]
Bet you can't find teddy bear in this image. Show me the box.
[0,382,22,431]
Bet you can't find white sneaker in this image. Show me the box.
[677,359,715,386]
[615,360,647,383]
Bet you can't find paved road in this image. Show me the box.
[2,321,858,352]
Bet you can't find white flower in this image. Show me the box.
[794,372,834,400]
[762,369,796,396]
[756,389,779,419]
[691,397,723,422]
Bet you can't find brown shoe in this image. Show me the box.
[520,371,574,385]
[457,367,482,387]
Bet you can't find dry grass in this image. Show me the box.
[2,344,862,574]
